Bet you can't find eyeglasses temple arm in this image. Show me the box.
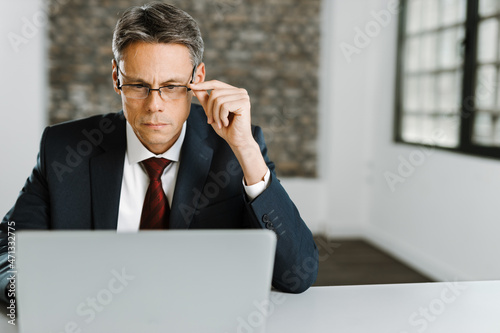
[116,63,122,89]
[190,65,197,83]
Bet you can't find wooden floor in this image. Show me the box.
[312,236,433,286]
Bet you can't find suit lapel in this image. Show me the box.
[90,113,126,230]
[170,106,214,229]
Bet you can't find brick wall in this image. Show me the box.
[48,0,320,177]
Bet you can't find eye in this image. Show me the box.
[164,85,178,91]
[130,85,147,90]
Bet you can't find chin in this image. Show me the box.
[145,136,172,145]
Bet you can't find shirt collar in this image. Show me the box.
[125,121,186,165]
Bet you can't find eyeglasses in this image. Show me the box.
[116,65,196,100]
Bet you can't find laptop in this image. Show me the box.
[15,230,277,333]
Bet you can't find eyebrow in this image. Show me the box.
[118,68,188,85]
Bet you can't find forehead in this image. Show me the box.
[119,42,192,78]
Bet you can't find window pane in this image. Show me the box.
[407,0,423,34]
[438,27,464,68]
[473,111,495,145]
[404,76,420,111]
[441,0,467,26]
[457,0,467,23]
[422,115,437,141]
[421,33,438,71]
[477,18,499,64]
[435,115,460,147]
[422,0,439,31]
[421,75,436,113]
[402,115,422,143]
[479,0,499,17]
[437,71,460,113]
[475,65,497,110]
[473,113,500,147]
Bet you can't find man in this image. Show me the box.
[0,2,318,303]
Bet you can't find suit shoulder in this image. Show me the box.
[47,112,124,134]
[43,112,126,151]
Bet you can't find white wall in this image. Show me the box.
[0,0,47,216]
[320,0,500,282]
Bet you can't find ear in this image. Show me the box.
[112,59,120,95]
[195,62,206,84]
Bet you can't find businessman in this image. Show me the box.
[0,2,318,303]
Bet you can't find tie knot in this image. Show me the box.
[142,157,171,181]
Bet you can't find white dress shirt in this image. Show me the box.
[117,121,270,232]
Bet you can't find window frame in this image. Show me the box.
[394,0,500,159]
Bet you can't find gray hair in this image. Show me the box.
[112,2,204,67]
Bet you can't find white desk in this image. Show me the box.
[1,281,499,332]
[266,281,500,333]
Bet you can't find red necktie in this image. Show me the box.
[140,157,171,229]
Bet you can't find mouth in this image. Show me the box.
[143,122,169,129]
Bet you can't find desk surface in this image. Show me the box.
[2,280,499,332]
[267,280,500,333]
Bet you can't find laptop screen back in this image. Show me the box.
[16,230,277,333]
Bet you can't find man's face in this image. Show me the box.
[112,42,205,154]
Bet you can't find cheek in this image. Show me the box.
[123,100,144,122]
[173,103,191,122]
[165,99,190,116]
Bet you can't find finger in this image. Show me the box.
[220,100,246,127]
[192,85,234,125]
[191,88,212,123]
[209,91,241,129]
[212,94,249,128]
[207,88,247,126]
[190,80,235,91]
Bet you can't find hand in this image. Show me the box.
[190,80,268,186]
[189,80,253,149]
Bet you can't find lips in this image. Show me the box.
[143,121,169,128]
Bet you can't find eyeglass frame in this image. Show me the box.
[116,63,197,100]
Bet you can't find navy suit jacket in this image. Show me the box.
[0,104,318,303]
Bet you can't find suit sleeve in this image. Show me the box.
[245,126,319,293]
[0,127,51,304]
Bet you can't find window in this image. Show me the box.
[395,0,500,158]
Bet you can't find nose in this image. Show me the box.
[145,89,164,113]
